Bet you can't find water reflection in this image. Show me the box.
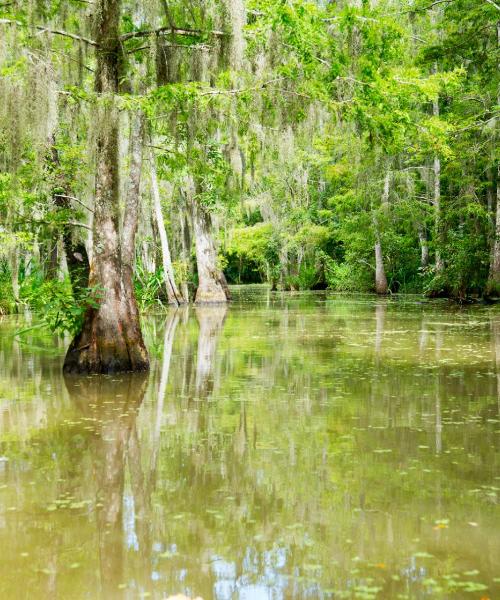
[65,374,148,598]
[0,294,499,599]
[194,306,227,400]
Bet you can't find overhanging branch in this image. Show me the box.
[0,18,98,46]
[120,25,226,42]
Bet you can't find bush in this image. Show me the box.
[0,266,15,315]
[21,277,100,335]
[134,265,166,310]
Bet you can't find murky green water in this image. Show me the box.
[0,289,499,599]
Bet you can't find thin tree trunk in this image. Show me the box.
[192,201,229,303]
[432,64,444,274]
[47,239,59,280]
[487,25,500,290]
[418,226,429,268]
[374,235,388,295]
[489,169,500,289]
[150,148,183,306]
[433,155,443,273]
[10,245,20,310]
[63,0,149,374]
[374,169,390,295]
[179,207,191,303]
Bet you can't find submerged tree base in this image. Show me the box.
[63,308,150,375]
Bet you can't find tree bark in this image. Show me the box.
[192,201,230,303]
[224,0,246,71]
[374,236,388,295]
[418,226,429,269]
[10,245,20,310]
[433,155,444,273]
[150,148,184,306]
[432,64,444,274]
[487,27,500,291]
[179,206,192,303]
[488,168,500,290]
[121,111,146,348]
[63,0,149,374]
[374,169,390,295]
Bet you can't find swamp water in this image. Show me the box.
[0,290,498,599]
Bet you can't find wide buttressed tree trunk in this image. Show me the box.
[63,0,149,374]
[192,200,230,304]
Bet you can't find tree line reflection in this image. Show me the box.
[0,301,499,598]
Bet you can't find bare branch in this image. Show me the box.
[199,77,285,97]
[120,25,226,42]
[54,194,94,213]
[67,221,92,231]
[385,0,454,15]
[34,26,98,46]
[0,18,98,46]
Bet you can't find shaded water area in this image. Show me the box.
[0,288,499,599]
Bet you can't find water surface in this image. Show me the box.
[0,290,499,599]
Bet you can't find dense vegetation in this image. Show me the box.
[0,0,499,369]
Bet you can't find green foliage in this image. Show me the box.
[134,266,166,310]
[20,276,100,336]
[0,263,15,315]
[1,0,500,323]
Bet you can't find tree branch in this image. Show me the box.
[55,194,94,213]
[120,25,226,42]
[199,77,285,97]
[0,18,98,46]
[386,0,454,15]
[34,26,98,46]
[484,0,500,11]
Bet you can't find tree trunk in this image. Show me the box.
[63,0,149,374]
[488,169,500,290]
[10,245,20,310]
[487,29,500,292]
[224,0,246,71]
[121,111,146,345]
[374,236,388,295]
[46,239,59,280]
[374,168,390,295]
[179,208,192,303]
[432,64,444,274]
[433,155,444,273]
[418,226,429,268]
[192,201,229,303]
[150,148,184,306]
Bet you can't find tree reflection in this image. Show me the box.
[194,305,228,399]
[374,300,386,360]
[64,374,148,598]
